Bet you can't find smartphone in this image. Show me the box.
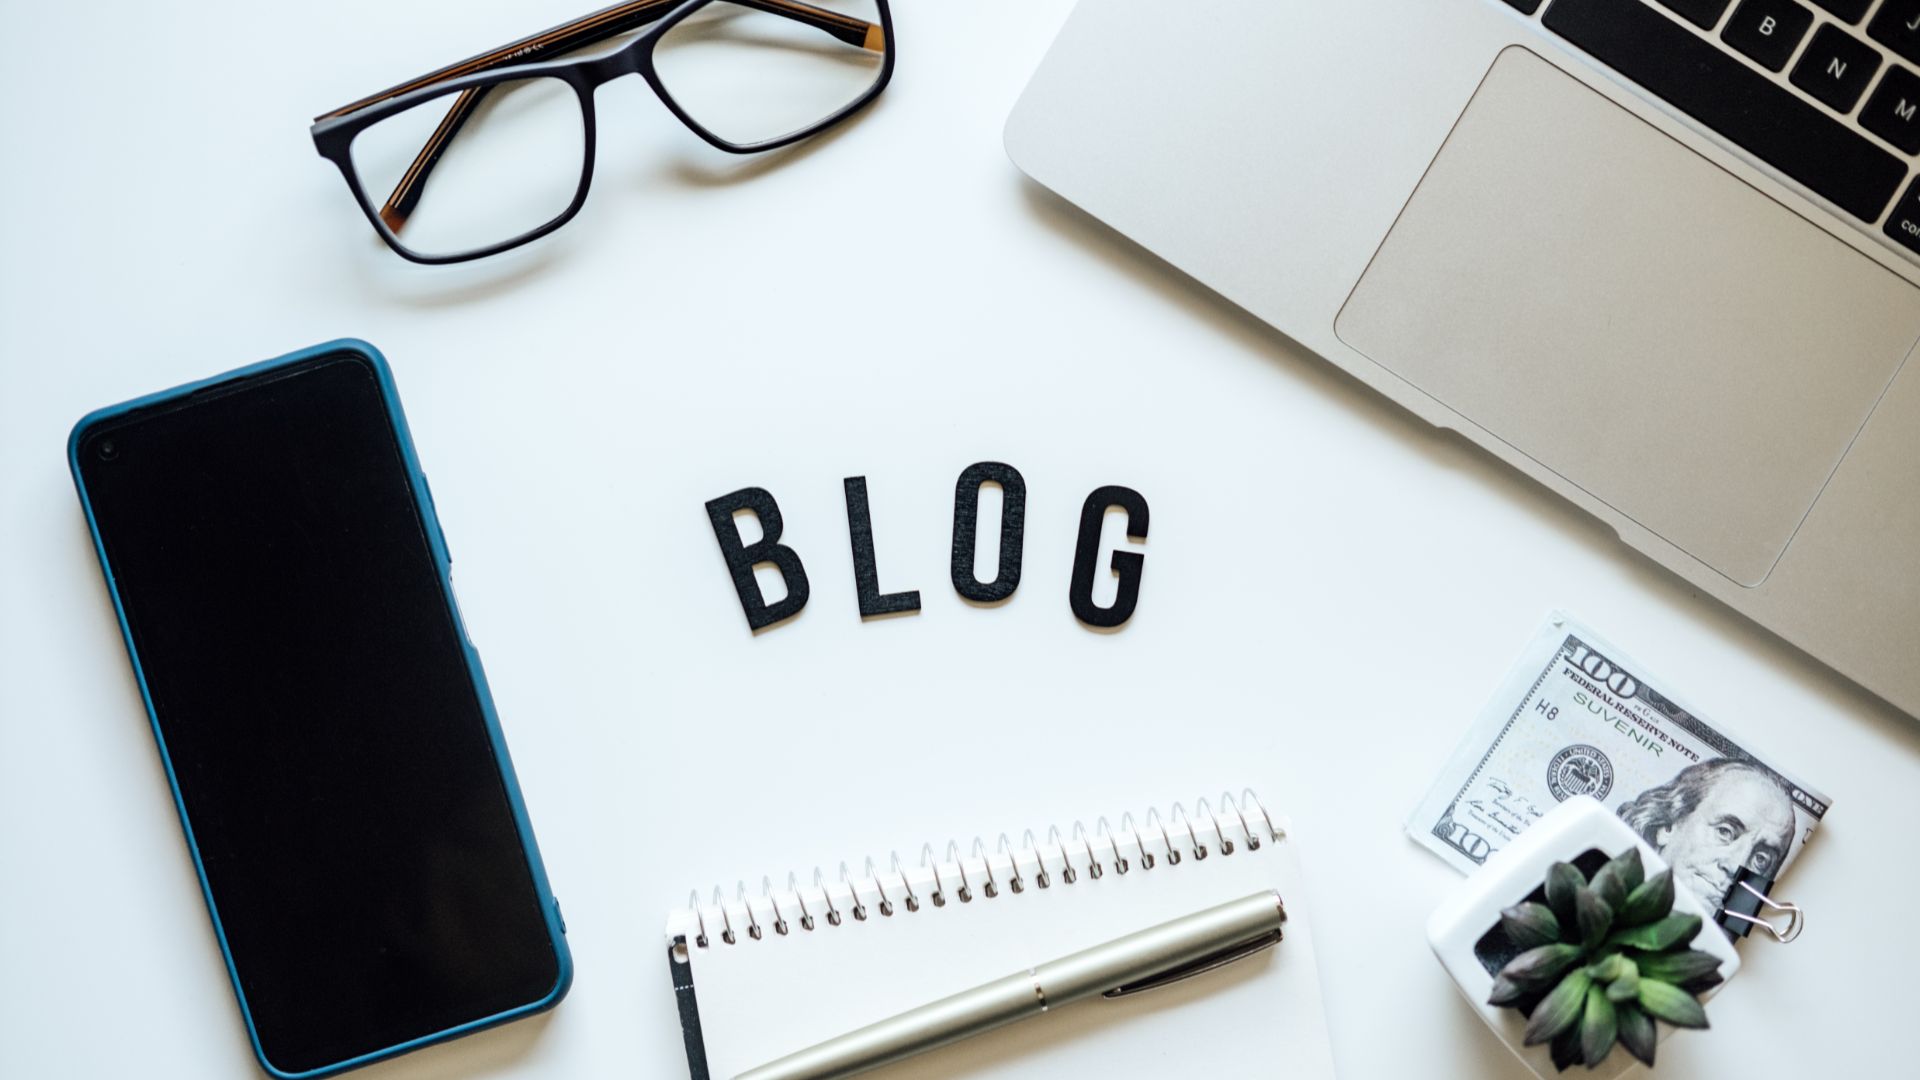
[69,340,571,1078]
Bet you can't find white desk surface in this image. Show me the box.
[3,2,1915,1077]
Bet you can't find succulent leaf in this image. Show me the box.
[1590,849,1642,910]
[1574,888,1613,950]
[1524,970,1592,1046]
[1605,963,1640,1002]
[1607,912,1701,953]
[1585,953,1629,983]
[1632,948,1721,985]
[1638,978,1710,1029]
[1488,974,1529,1007]
[1549,1025,1582,1072]
[1615,1003,1657,1066]
[1545,862,1584,929]
[1617,870,1676,927]
[1493,942,1585,996]
[1580,984,1618,1067]
[1500,901,1562,950]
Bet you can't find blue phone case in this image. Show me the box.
[67,339,573,1079]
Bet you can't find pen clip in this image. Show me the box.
[1101,927,1284,999]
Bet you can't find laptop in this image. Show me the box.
[1006,0,1920,717]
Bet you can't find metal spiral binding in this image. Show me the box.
[677,790,1282,948]
[998,833,1024,893]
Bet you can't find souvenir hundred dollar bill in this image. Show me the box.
[1408,612,1830,916]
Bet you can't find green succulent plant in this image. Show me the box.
[1487,848,1719,1071]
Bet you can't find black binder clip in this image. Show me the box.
[1716,867,1803,943]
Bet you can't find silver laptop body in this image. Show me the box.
[1007,0,1920,716]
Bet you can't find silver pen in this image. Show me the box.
[732,889,1287,1080]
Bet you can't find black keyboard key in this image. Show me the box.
[1654,0,1733,29]
[1863,65,1920,152]
[1544,0,1906,221]
[1722,0,1815,71]
[1500,0,1543,12]
[1810,0,1871,22]
[1869,0,1920,66]
[1885,175,1920,252]
[1791,25,1883,111]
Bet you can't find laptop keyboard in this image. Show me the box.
[1502,0,1920,255]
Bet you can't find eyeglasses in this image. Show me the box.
[310,0,895,264]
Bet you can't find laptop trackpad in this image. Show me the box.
[1335,48,1920,587]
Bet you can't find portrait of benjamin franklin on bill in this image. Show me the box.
[1616,758,1795,911]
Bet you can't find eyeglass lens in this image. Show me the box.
[652,0,887,147]
[348,76,588,259]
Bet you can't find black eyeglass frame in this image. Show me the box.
[310,0,895,264]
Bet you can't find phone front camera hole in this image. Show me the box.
[96,439,119,462]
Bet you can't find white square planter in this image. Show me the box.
[1426,796,1740,1079]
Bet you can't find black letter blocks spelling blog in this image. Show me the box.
[706,465,1146,632]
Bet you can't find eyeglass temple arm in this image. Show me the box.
[316,0,885,235]
[314,0,877,123]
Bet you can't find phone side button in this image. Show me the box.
[554,898,567,934]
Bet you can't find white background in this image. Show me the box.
[2,2,1916,1077]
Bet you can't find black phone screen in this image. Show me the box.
[76,352,561,1073]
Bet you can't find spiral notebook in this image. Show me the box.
[662,790,1338,1080]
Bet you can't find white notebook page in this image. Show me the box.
[665,794,1338,1080]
